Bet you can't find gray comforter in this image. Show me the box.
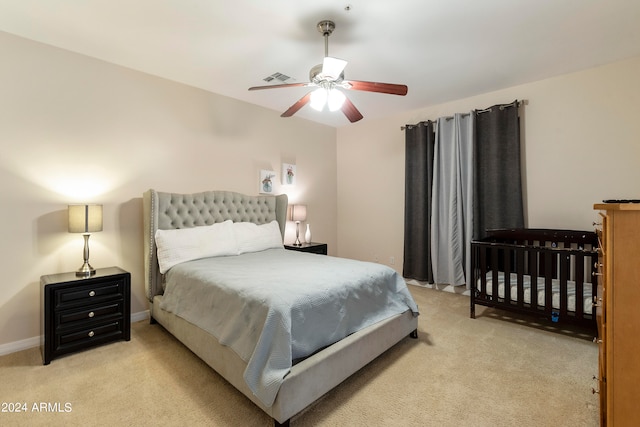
[159,248,419,407]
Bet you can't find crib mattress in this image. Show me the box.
[480,272,593,314]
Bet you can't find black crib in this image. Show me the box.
[471,228,599,329]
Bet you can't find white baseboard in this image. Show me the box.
[0,310,150,357]
[131,310,150,323]
[0,336,41,357]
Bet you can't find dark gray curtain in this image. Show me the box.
[403,121,435,282]
[473,100,524,239]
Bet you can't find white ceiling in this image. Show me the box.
[1,0,639,127]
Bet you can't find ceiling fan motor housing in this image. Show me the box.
[317,20,335,36]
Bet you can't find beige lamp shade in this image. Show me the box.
[291,204,307,222]
[68,204,103,233]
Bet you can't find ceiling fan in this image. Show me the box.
[248,20,408,123]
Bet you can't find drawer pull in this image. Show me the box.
[88,311,95,318]
[88,331,95,338]
[89,290,96,297]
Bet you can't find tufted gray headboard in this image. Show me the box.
[142,189,288,301]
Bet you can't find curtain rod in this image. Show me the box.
[401,99,527,130]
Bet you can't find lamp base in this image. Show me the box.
[76,233,96,277]
[76,262,96,277]
[294,221,302,246]
[293,221,302,246]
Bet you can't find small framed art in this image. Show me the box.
[282,163,296,185]
[259,170,276,194]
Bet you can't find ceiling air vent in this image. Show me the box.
[263,72,292,83]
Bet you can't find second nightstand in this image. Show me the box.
[284,242,328,255]
[41,266,131,365]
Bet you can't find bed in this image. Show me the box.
[142,189,419,426]
[470,228,598,329]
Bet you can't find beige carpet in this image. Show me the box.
[0,285,598,426]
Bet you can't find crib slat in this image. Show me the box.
[574,253,585,319]
[503,246,512,304]
[470,244,478,318]
[516,247,525,309]
[479,245,487,295]
[538,245,546,279]
[559,253,569,321]
[491,247,500,303]
[544,251,553,316]
[530,249,539,311]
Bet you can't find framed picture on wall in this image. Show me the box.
[282,163,296,185]
[259,170,276,194]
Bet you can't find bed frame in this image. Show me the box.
[143,189,418,426]
[471,228,599,329]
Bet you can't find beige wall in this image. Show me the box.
[0,32,336,350]
[337,55,640,270]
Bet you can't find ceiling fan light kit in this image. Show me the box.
[327,88,346,111]
[310,87,346,112]
[248,20,407,123]
[310,88,327,111]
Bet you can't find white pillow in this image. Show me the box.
[233,220,283,254]
[155,220,238,273]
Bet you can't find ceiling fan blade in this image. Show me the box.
[281,92,312,118]
[341,97,364,123]
[344,80,408,96]
[249,82,310,91]
[322,57,348,80]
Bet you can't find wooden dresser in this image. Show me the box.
[593,203,640,426]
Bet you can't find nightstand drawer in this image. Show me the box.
[55,280,125,309]
[57,301,124,326]
[56,320,125,350]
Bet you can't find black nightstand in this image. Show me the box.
[284,242,328,255]
[41,266,131,365]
